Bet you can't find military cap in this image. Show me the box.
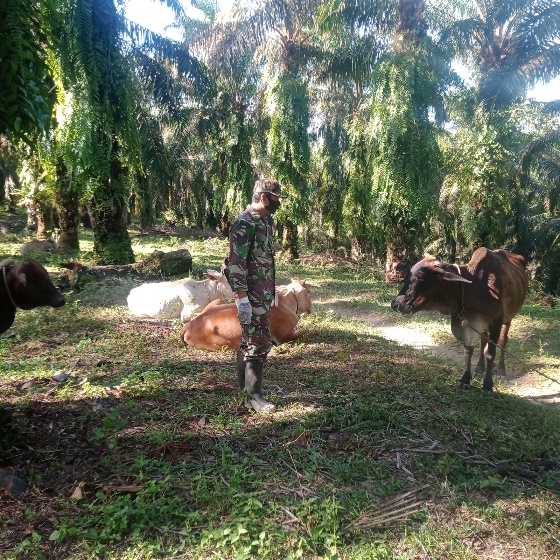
[253,178,288,198]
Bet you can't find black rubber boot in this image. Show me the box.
[245,360,275,413]
[236,350,246,391]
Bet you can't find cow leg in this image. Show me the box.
[459,345,474,389]
[496,323,510,379]
[474,331,488,376]
[482,323,501,395]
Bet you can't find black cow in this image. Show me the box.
[0,259,66,334]
[391,248,528,394]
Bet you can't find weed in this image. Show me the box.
[91,401,136,449]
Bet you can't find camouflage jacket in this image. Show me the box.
[227,205,276,302]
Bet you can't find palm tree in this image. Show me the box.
[195,0,320,258]
[189,2,257,231]
[312,100,350,249]
[195,0,396,258]
[51,0,210,262]
[303,0,395,257]
[438,0,560,109]
[513,110,560,294]
[0,136,20,209]
[369,0,453,281]
[125,6,213,231]
[436,0,560,254]
[267,74,311,259]
[0,0,62,237]
[52,0,141,263]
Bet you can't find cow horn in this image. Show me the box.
[441,270,472,283]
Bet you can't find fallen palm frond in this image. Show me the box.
[344,485,430,532]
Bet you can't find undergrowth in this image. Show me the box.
[0,217,559,559]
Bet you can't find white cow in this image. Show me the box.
[19,238,60,255]
[127,270,233,322]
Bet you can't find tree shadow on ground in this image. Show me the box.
[1,317,560,558]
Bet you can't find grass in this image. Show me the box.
[1,211,560,559]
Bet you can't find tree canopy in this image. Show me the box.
[1,0,560,290]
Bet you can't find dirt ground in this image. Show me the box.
[316,300,560,406]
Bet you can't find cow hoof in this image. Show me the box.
[459,382,470,390]
[482,389,495,397]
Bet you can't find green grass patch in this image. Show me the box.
[1,213,559,559]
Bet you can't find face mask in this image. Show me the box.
[265,193,281,214]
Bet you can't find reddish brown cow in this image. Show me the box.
[391,248,528,394]
[0,259,66,334]
[181,280,312,351]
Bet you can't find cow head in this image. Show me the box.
[288,279,312,315]
[8,259,66,310]
[391,255,471,316]
[204,270,234,300]
[44,238,60,253]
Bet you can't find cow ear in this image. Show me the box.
[17,272,28,287]
[204,273,217,280]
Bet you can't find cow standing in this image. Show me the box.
[391,248,528,394]
[0,259,66,334]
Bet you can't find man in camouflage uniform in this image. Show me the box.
[227,178,287,413]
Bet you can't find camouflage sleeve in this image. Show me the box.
[228,217,254,293]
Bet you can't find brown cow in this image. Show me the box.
[391,248,528,394]
[181,279,312,351]
[0,259,66,334]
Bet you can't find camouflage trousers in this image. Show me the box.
[240,300,272,363]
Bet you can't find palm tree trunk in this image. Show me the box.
[135,171,154,230]
[385,243,412,284]
[282,220,299,260]
[57,199,80,253]
[55,158,80,252]
[91,140,134,264]
[0,170,4,205]
[35,200,55,238]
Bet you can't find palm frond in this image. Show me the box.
[344,486,429,532]
[124,20,213,97]
[0,0,58,138]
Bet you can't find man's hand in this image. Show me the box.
[236,297,252,324]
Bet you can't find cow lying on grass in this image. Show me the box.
[391,247,528,394]
[180,279,312,351]
[19,238,60,255]
[0,258,66,334]
[127,270,234,322]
